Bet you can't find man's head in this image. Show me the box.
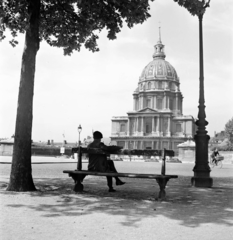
[93,131,103,140]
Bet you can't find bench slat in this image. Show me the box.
[72,147,175,157]
[63,170,178,179]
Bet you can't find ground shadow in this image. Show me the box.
[1,176,233,228]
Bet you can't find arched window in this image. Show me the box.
[146,98,151,108]
[148,82,151,90]
[158,81,163,89]
[169,82,172,90]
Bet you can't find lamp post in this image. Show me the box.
[189,0,213,187]
[77,124,82,170]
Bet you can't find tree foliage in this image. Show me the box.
[173,0,210,16]
[1,0,153,54]
[225,117,233,145]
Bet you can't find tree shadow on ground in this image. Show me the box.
[1,176,233,228]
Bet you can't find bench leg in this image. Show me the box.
[69,174,86,192]
[156,178,169,201]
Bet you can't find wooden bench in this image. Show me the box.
[63,147,178,200]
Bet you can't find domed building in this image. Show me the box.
[110,37,196,154]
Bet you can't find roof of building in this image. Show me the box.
[139,39,179,82]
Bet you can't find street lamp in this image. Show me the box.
[78,124,82,145]
[77,124,82,170]
[188,0,213,187]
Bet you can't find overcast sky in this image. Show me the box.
[0,0,232,143]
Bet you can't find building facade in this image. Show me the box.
[110,37,196,154]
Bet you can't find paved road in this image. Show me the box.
[1,156,232,179]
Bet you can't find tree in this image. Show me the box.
[0,0,153,191]
[173,0,210,16]
[225,117,233,145]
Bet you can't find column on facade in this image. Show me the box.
[184,120,186,137]
[167,96,170,110]
[132,118,136,136]
[138,117,141,133]
[139,96,142,110]
[156,116,160,135]
[151,96,154,109]
[161,117,164,136]
[133,95,137,111]
[137,117,141,134]
[163,94,166,109]
[154,97,157,110]
[135,117,138,135]
[141,117,144,135]
[142,95,145,109]
[135,117,137,134]
[152,116,155,134]
[151,141,154,150]
[134,141,137,149]
[127,118,131,136]
[181,97,183,115]
[167,117,171,136]
[175,93,179,114]
[139,96,142,109]
[141,141,144,150]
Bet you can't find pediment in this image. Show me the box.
[137,107,158,113]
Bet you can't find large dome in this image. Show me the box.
[139,40,179,82]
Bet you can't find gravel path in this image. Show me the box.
[1,172,233,240]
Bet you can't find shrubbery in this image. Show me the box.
[210,144,233,151]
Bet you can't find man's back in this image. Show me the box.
[87,141,109,172]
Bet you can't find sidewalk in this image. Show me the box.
[0,169,233,240]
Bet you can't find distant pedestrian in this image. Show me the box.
[211,148,219,164]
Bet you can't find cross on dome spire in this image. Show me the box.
[159,22,162,43]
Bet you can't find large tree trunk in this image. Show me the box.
[7,0,40,191]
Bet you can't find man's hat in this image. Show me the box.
[93,131,103,139]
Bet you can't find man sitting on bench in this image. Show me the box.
[88,131,126,192]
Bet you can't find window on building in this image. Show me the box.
[157,98,163,109]
[158,81,163,89]
[148,82,151,90]
[176,123,182,132]
[169,82,172,90]
[162,141,168,149]
[120,123,125,132]
[169,98,173,110]
[146,123,152,133]
[146,98,151,108]
[145,141,152,149]
[117,141,125,147]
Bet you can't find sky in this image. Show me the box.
[0,0,233,143]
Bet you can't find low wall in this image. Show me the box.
[0,145,72,157]
[31,147,72,156]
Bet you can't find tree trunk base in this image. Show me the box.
[6,175,37,192]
